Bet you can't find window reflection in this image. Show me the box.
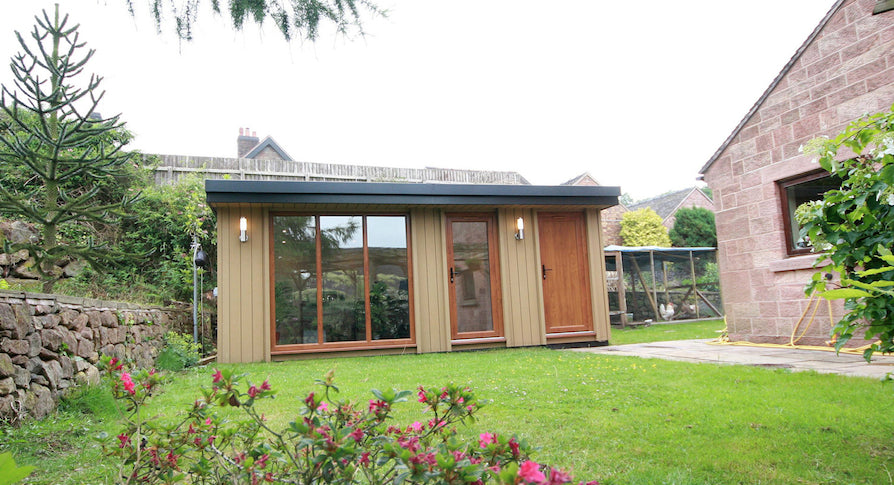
[367,216,410,340]
[273,216,318,344]
[320,216,364,342]
[272,214,411,347]
[450,221,494,333]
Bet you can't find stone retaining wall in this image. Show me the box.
[0,290,189,420]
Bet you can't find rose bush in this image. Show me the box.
[99,357,598,484]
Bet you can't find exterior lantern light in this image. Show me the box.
[515,217,525,240]
[239,217,248,243]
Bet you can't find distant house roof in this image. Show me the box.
[206,180,621,207]
[561,172,601,186]
[244,136,294,161]
[628,187,710,220]
[698,0,845,174]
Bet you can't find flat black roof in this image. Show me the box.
[205,180,620,207]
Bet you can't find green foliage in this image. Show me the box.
[116,171,216,302]
[132,0,387,42]
[154,332,202,371]
[619,208,671,247]
[0,7,141,293]
[100,362,585,484]
[0,452,35,485]
[798,104,894,360]
[669,207,717,247]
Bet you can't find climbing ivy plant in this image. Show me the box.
[797,104,894,360]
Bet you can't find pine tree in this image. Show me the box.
[0,6,137,293]
[669,207,717,247]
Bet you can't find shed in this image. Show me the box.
[206,180,620,362]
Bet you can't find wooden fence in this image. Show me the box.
[150,155,529,185]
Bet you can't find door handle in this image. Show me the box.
[449,267,455,284]
[542,264,552,280]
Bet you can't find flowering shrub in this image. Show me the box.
[99,357,597,484]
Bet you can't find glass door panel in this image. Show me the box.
[446,214,502,339]
[273,215,318,344]
[367,216,411,340]
[319,216,365,342]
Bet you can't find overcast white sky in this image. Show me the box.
[0,1,836,200]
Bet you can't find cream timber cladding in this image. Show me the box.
[151,155,529,185]
[208,181,620,362]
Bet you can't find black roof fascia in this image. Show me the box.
[205,180,620,207]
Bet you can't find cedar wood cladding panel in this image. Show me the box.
[410,208,451,353]
[217,205,270,363]
[586,208,610,341]
[216,205,611,362]
[498,208,546,347]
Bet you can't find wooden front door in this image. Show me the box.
[445,213,503,340]
[538,212,593,334]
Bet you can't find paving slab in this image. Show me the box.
[567,339,894,379]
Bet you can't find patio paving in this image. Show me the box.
[567,339,894,379]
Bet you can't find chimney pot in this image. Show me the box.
[239,127,244,136]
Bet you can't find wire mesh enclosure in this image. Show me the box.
[604,246,721,326]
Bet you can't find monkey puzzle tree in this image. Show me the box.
[0,7,138,293]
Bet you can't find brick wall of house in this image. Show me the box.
[662,190,715,230]
[703,0,893,344]
[600,204,628,246]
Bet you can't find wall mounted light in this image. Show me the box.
[515,217,525,240]
[239,217,249,243]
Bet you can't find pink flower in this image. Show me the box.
[260,380,271,391]
[349,427,364,443]
[417,387,427,403]
[117,433,130,448]
[120,372,136,395]
[479,432,497,448]
[212,369,223,383]
[519,460,546,484]
[548,468,572,485]
[248,385,260,398]
[317,402,329,412]
[359,452,371,466]
[508,438,521,457]
[409,421,424,432]
[205,418,213,426]
[256,454,270,469]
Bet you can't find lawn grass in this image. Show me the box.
[609,318,725,346]
[4,342,894,484]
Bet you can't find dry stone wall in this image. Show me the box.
[0,290,189,420]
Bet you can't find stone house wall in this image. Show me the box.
[600,204,628,246]
[701,0,894,344]
[0,290,189,420]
